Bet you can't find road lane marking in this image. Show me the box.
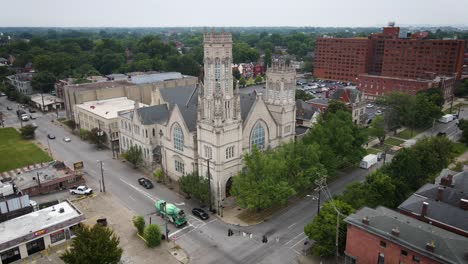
[168,225,191,238]
[287,223,297,229]
[290,236,307,249]
[175,202,185,206]
[129,195,136,201]
[285,232,304,245]
[119,178,159,201]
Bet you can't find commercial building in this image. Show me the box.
[6,73,35,95]
[314,23,466,100]
[398,170,468,237]
[63,72,197,120]
[2,161,85,197]
[29,94,64,112]
[344,206,468,264]
[74,97,146,150]
[0,183,34,223]
[0,201,85,264]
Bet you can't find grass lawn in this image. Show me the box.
[396,129,424,140]
[385,137,405,146]
[366,148,381,154]
[0,128,51,173]
[452,142,468,157]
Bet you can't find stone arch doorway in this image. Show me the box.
[225,177,233,197]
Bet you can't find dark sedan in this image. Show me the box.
[47,134,56,139]
[192,208,209,220]
[138,178,153,189]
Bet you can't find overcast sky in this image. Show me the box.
[1,0,467,27]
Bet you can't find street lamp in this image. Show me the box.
[307,186,321,215]
[97,160,106,193]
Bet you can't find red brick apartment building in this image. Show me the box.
[344,206,468,264]
[314,24,466,100]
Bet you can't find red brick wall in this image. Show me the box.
[357,75,435,100]
[345,225,439,264]
[314,38,370,82]
[381,40,465,80]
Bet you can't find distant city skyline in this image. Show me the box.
[1,0,468,28]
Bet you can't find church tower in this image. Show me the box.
[264,62,296,143]
[197,30,243,210]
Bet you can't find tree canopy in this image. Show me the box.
[60,224,123,264]
[31,71,56,93]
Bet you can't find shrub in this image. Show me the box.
[153,168,164,183]
[143,224,162,247]
[64,120,76,130]
[79,128,91,140]
[132,216,145,235]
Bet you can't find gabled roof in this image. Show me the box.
[159,85,198,131]
[137,104,170,125]
[296,99,318,120]
[345,206,468,264]
[330,86,361,104]
[240,93,256,122]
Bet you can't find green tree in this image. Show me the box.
[232,68,241,80]
[20,124,37,139]
[322,100,350,120]
[60,224,123,264]
[79,128,91,140]
[459,119,468,145]
[143,224,162,248]
[178,172,210,205]
[295,89,313,101]
[369,115,386,145]
[339,171,397,209]
[238,77,246,87]
[123,145,143,168]
[132,216,145,236]
[254,75,263,84]
[88,128,107,148]
[304,200,354,257]
[31,71,56,94]
[231,146,295,211]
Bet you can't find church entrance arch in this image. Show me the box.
[225,177,233,197]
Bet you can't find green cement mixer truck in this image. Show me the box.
[155,200,187,227]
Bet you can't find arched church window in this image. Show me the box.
[250,122,265,150]
[173,124,184,152]
[215,58,221,80]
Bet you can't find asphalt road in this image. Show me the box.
[0,96,460,264]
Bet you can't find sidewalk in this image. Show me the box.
[18,193,188,264]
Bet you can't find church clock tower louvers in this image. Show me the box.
[197,30,243,209]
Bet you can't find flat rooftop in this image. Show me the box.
[75,97,146,119]
[0,201,84,249]
[69,80,134,90]
[13,161,74,190]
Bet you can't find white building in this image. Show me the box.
[29,94,64,112]
[74,97,146,149]
[0,201,85,264]
[118,31,296,210]
[6,73,35,95]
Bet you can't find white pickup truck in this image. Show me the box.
[69,186,93,195]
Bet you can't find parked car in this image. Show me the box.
[366,104,374,108]
[437,132,447,137]
[70,186,93,195]
[6,106,12,110]
[0,92,6,97]
[63,137,71,142]
[192,208,209,220]
[375,110,382,115]
[138,178,154,189]
[30,114,36,120]
[47,134,56,139]
[20,114,29,121]
[28,108,36,113]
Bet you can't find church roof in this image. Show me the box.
[160,85,199,132]
[137,104,170,125]
[296,99,318,120]
[240,93,257,122]
[330,86,361,104]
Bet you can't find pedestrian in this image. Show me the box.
[249,233,253,239]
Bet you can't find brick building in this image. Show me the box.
[314,23,466,100]
[344,206,468,264]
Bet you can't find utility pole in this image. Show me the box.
[314,177,326,215]
[207,158,212,212]
[335,212,340,260]
[98,160,106,192]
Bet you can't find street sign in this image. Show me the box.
[73,161,84,170]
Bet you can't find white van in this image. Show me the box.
[438,114,454,124]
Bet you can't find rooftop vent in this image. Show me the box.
[426,241,436,252]
[52,206,55,211]
[362,216,370,225]
[59,208,65,213]
[391,228,400,236]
